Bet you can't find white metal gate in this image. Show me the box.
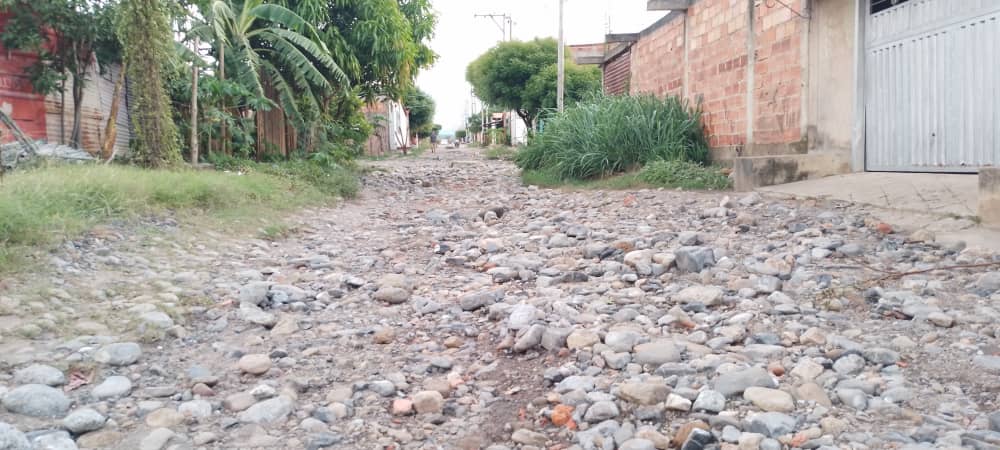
[865,0,1000,172]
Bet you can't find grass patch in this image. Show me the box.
[259,223,294,241]
[209,156,359,198]
[516,94,709,180]
[639,160,732,190]
[521,169,648,190]
[0,162,354,272]
[484,147,518,161]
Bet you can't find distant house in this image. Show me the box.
[362,99,410,156]
[0,13,132,158]
[581,0,1000,190]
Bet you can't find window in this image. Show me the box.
[871,0,910,14]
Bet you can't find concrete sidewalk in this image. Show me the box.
[757,173,1000,252]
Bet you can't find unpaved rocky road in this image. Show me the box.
[2,148,1000,450]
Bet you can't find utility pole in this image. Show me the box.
[475,12,515,145]
[557,0,565,112]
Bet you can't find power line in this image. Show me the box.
[473,13,513,41]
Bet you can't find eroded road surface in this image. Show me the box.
[2,147,1000,450]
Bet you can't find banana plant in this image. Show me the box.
[190,0,349,127]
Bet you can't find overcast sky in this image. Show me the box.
[415,0,666,133]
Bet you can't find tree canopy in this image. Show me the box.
[404,87,435,136]
[307,0,437,102]
[0,0,122,147]
[466,38,601,129]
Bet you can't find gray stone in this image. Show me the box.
[0,423,30,450]
[556,376,595,393]
[618,382,669,405]
[838,243,864,257]
[239,304,277,328]
[760,438,782,450]
[511,429,547,446]
[675,247,716,273]
[238,396,295,424]
[92,342,142,366]
[836,388,868,410]
[139,428,174,450]
[977,272,1000,295]
[1,384,70,418]
[583,401,619,422]
[179,399,213,418]
[743,387,795,412]
[460,291,501,311]
[508,304,539,330]
[633,340,682,366]
[974,356,1000,373]
[713,367,777,397]
[368,380,397,396]
[748,412,798,438]
[862,348,900,366]
[239,281,271,306]
[139,311,174,329]
[91,376,132,400]
[605,330,642,352]
[682,428,717,450]
[13,365,65,387]
[412,391,444,414]
[541,327,571,350]
[29,431,76,450]
[619,438,656,450]
[374,287,410,304]
[693,390,726,413]
[675,285,724,306]
[62,408,106,433]
[989,412,1000,432]
[833,354,866,376]
[513,324,546,352]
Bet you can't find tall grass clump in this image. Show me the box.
[516,94,709,180]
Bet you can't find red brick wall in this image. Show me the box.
[624,0,806,153]
[631,16,685,98]
[685,0,751,149]
[753,1,805,145]
[603,47,632,96]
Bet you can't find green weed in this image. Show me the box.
[516,94,709,180]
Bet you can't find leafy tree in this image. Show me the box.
[403,87,435,137]
[298,0,437,103]
[118,0,181,167]
[523,63,601,118]
[466,112,485,135]
[455,130,467,140]
[467,38,599,129]
[0,0,121,147]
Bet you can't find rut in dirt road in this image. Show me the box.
[1,147,1000,450]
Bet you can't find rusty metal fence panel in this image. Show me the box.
[865,0,1000,172]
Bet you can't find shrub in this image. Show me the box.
[516,94,709,180]
[639,160,731,190]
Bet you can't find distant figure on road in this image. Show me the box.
[429,130,439,153]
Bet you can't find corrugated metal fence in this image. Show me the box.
[865,0,1000,172]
